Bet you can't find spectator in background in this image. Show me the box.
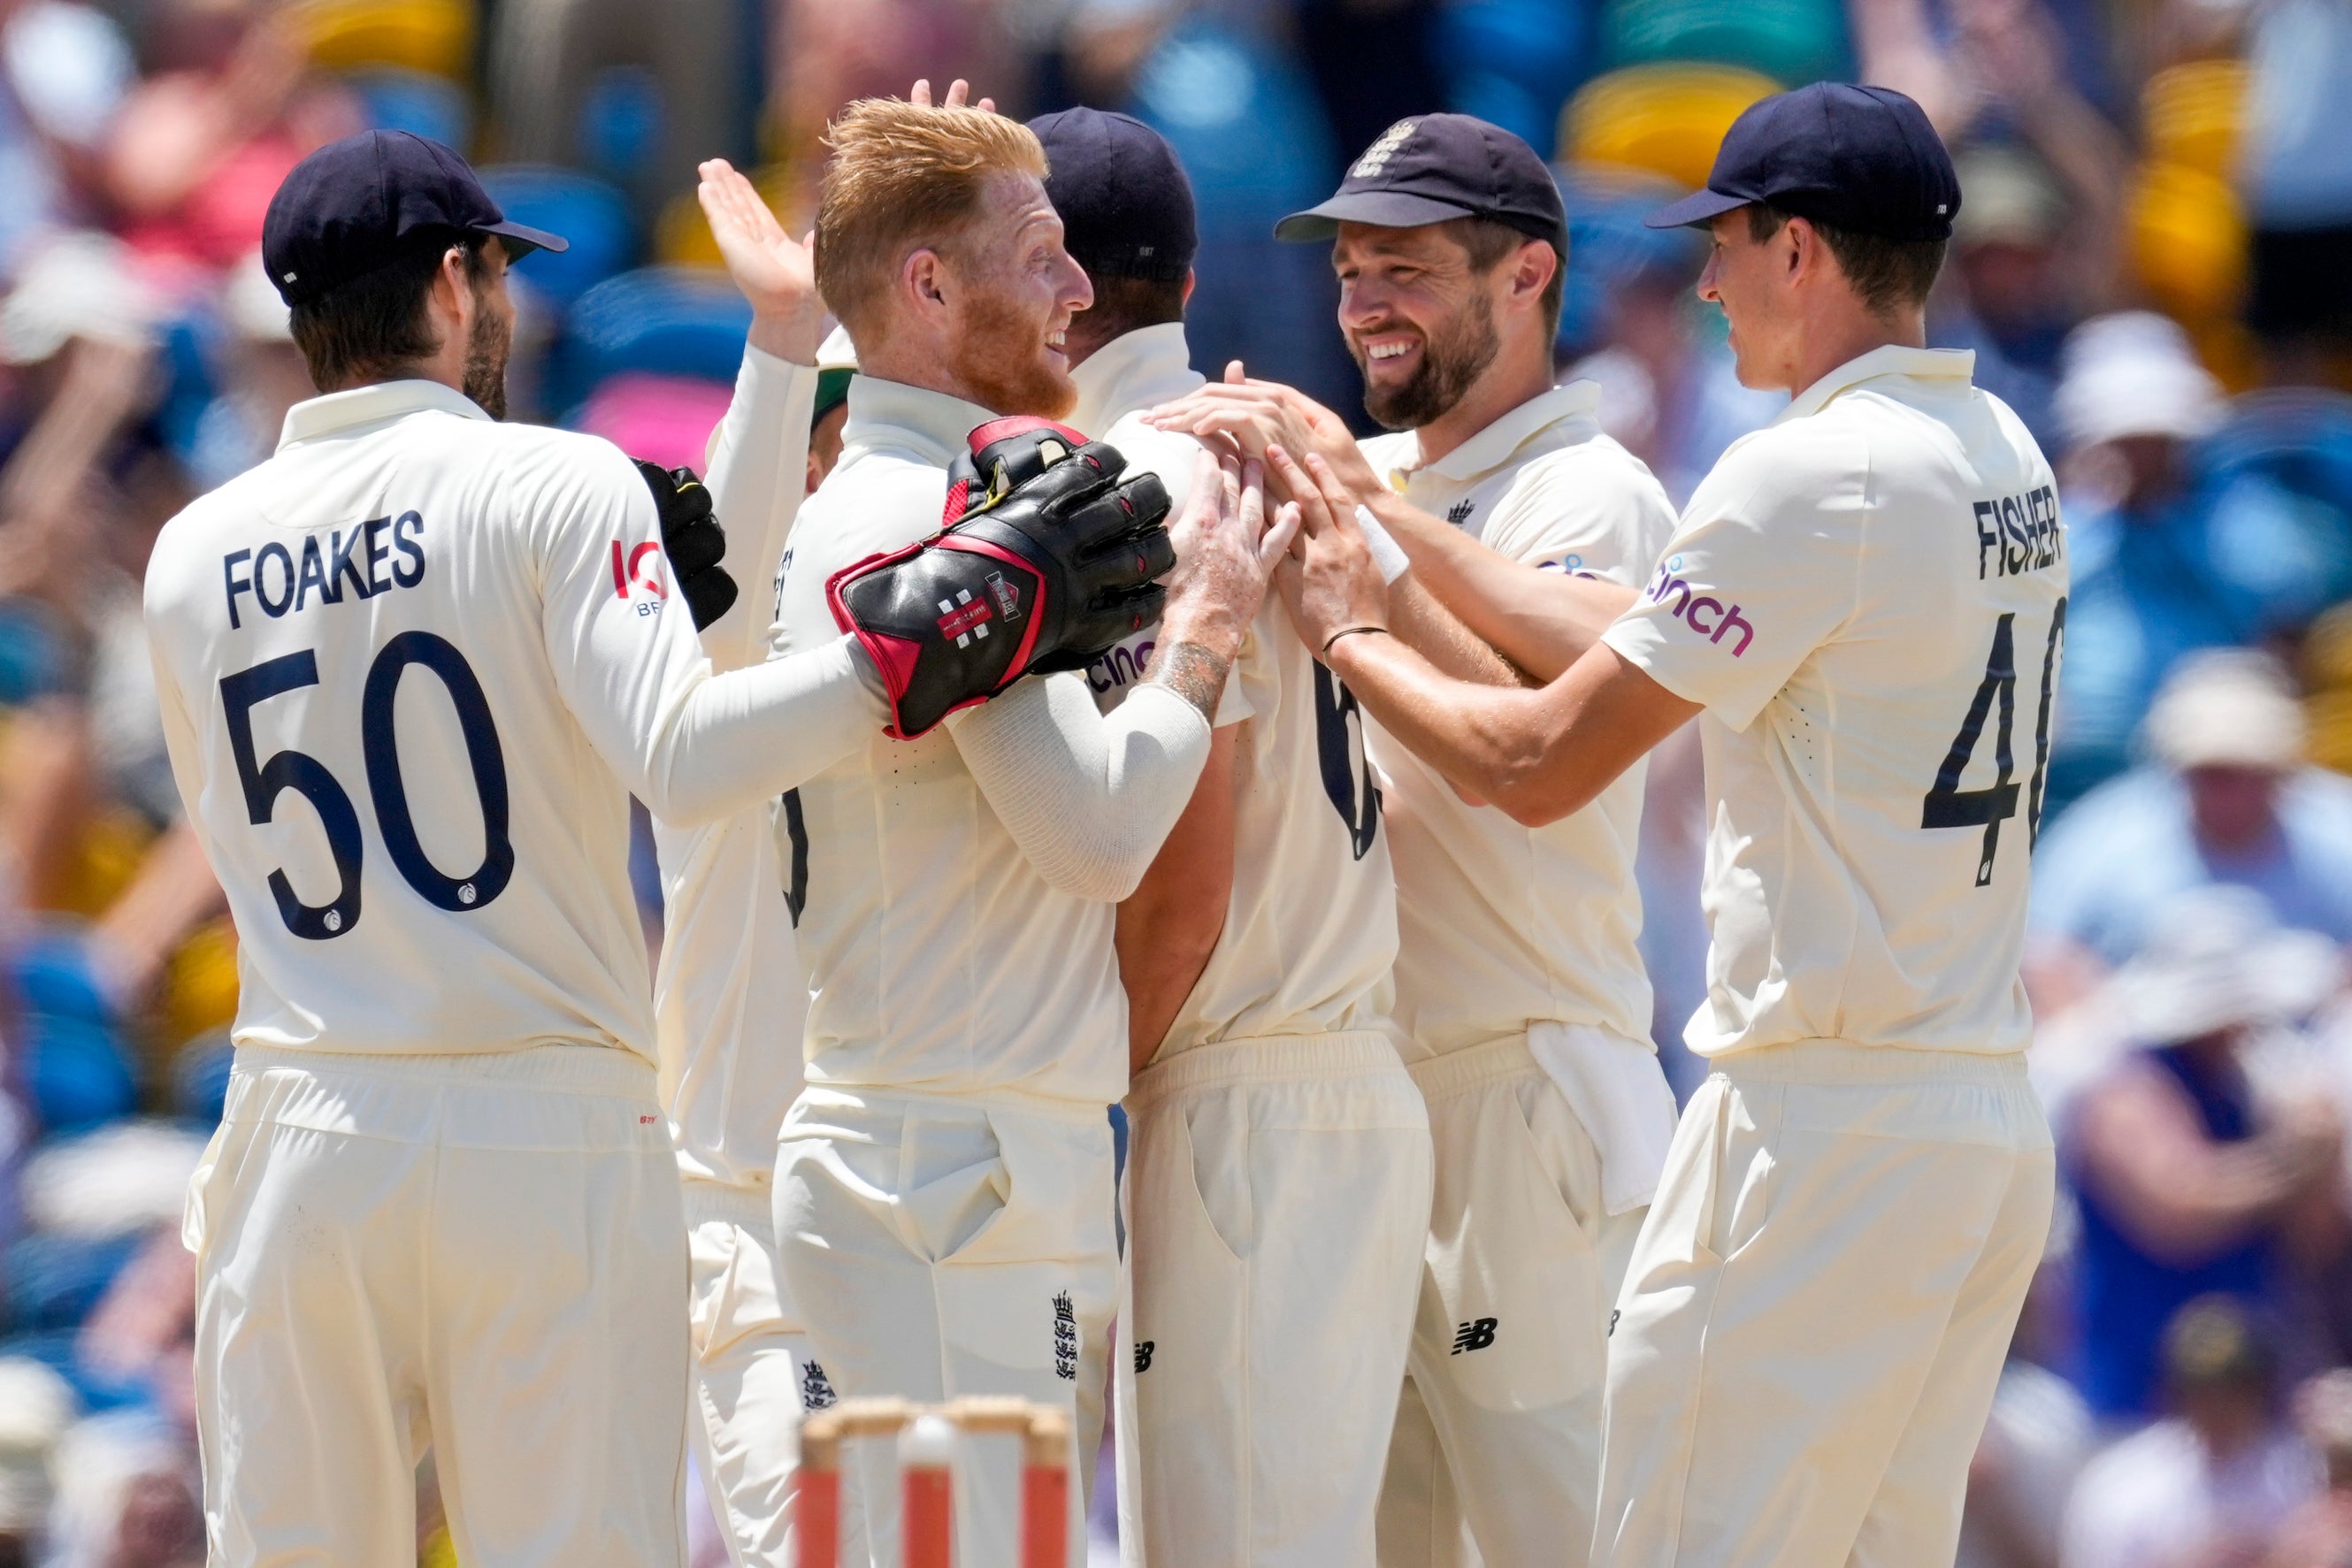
[1939,143,2073,446]
[2062,1297,2318,1568]
[0,1357,73,1568]
[1959,1266,2097,1568]
[2269,1369,2352,1567]
[2042,312,2238,815]
[2241,0,2352,384]
[2031,653,2352,996]
[2062,888,2346,1421]
[102,0,358,294]
[42,1413,199,1568]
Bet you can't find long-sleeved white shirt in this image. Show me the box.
[771,373,1209,1106]
[651,346,819,1185]
[144,379,882,1061]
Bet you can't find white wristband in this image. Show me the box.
[1355,505,1412,585]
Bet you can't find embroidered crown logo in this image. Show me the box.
[1053,1291,1079,1381]
[1352,119,1420,180]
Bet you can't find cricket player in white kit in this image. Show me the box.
[645,160,868,1568]
[1256,86,2062,1568]
[765,101,1291,1568]
[1153,114,1682,1568]
[147,131,1135,1568]
[1027,109,1433,1568]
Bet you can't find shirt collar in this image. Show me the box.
[1068,323,1206,435]
[840,374,1003,465]
[1394,380,1604,486]
[277,379,492,451]
[1777,345,1977,425]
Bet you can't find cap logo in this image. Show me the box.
[1352,119,1420,180]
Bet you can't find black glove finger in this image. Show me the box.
[1037,585,1167,670]
[664,467,715,527]
[679,567,739,632]
[1072,526,1174,601]
[664,514,729,577]
[1047,476,1171,562]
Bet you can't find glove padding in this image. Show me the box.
[827,417,1176,738]
[634,460,738,631]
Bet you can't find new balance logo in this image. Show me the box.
[937,588,992,646]
[800,1359,838,1411]
[1134,1341,1155,1374]
[1053,1291,1078,1380]
[1446,499,1475,527]
[1451,1317,1498,1355]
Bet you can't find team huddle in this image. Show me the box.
[142,68,2065,1568]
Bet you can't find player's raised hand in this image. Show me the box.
[1148,371,1380,500]
[1264,443,1388,658]
[695,159,823,363]
[1164,448,1300,621]
[909,78,997,113]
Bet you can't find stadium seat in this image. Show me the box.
[551,266,752,414]
[2127,160,2248,321]
[2141,59,2249,182]
[572,372,735,473]
[1561,63,1781,192]
[345,66,474,149]
[287,0,474,80]
[1597,0,1849,88]
[476,164,639,310]
[13,932,136,1135]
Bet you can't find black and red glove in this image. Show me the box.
[826,417,1174,738]
[634,460,738,631]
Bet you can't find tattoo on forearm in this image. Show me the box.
[1152,640,1231,723]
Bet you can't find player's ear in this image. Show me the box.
[903,247,950,320]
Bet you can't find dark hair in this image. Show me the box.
[1445,217,1565,340]
[288,231,491,390]
[1066,272,1189,361]
[1747,203,1944,316]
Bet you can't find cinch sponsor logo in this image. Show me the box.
[1646,555,1754,655]
[1087,636,1155,694]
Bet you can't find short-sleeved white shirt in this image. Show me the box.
[772,375,1128,1106]
[144,379,871,1063]
[1360,382,1677,1058]
[1602,347,2067,1059]
[1076,326,1400,1058]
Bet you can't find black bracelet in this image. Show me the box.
[1322,625,1391,654]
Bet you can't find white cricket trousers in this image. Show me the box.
[186,1043,689,1568]
[1118,1033,1433,1568]
[1594,1042,2055,1568]
[1376,1036,1647,1568]
[685,1179,869,1568]
[772,1086,1115,1568]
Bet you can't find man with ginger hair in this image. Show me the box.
[767,98,1290,1568]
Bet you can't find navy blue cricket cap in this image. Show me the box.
[1644,82,1960,242]
[1276,113,1565,251]
[1029,108,1197,283]
[262,130,568,307]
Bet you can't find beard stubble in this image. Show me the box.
[1357,290,1501,432]
[948,282,1077,420]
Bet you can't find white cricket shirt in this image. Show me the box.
[1076,325,1401,1059]
[1361,382,1675,1059]
[144,379,879,1063]
[771,375,1128,1106]
[652,346,817,1188]
[1602,346,2067,1059]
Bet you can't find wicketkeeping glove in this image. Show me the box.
[634,459,739,631]
[826,417,1176,738]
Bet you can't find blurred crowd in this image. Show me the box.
[6,0,2352,1564]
